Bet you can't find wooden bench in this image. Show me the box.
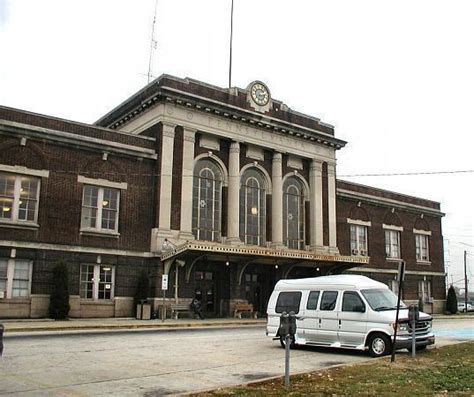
[234,303,257,319]
[170,303,192,319]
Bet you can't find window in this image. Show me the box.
[275,291,302,314]
[385,229,401,259]
[0,173,40,223]
[81,185,120,233]
[320,291,338,311]
[0,259,32,299]
[388,279,399,295]
[239,169,266,246]
[342,291,365,312]
[306,291,320,310]
[283,177,305,250]
[192,159,223,242]
[415,234,429,261]
[350,224,368,256]
[418,280,431,302]
[80,264,114,300]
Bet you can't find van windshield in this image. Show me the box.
[361,289,407,311]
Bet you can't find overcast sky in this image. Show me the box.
[0,0,472,290]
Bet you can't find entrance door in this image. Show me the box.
[195,270,217,318]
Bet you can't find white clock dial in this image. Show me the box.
[250,83,269,106]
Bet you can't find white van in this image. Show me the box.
[266,275,435,357]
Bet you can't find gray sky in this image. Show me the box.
[0,0,472,290]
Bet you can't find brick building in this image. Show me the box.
[0,75,445,318]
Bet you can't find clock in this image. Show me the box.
[250,82,270,106]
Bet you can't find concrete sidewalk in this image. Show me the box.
[1,316,267,335]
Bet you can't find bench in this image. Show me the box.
[170,303,192,319]
[234,303,257,319]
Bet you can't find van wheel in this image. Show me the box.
[280,335,296,349]
[367,333,391,357]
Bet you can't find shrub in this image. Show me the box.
[49,261,70,320]
[446,285,458,314]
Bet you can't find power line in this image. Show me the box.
[339,169,474,177]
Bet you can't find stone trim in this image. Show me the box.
[0,164,49,178]
[413,228,432,236]
[383,224,404,232]
[347,267,445,277]
[347,218,372,227]
[77,175,128,190]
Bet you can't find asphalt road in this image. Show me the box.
[0,318,472,396]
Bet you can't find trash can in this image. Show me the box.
[136,301,151,320]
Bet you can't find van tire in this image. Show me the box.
[367,333,391,357]
[279,335,296,349]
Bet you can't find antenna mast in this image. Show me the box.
[147,0,159,84]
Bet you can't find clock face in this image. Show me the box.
[250,82,270,106]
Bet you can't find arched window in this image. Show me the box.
[239,168,266,246]
[283,176,305,250]
[192,159,223,241]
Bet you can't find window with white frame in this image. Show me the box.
[388,279,399,295]
[239,168,266,246]
[192,159,223,242]
[415,234,429,262]
[418,279,432,302]
[0,259,32,299]
[80,264,115,300]
[0,173,40,223]
[81,185,120,233]
[283,176,306,250]
[350,224,368,256]
[385,229,401,259]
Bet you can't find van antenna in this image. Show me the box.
[147,0,159,84]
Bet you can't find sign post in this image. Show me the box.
[391,260,405,363]
[161,274,168,322]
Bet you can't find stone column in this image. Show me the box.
[158,122,175,233]
[271,152,283,247]
[226,141,241,244]
[178,127,196,240]
[310,159,323,249]
[327,161,338,251]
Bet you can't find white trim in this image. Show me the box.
[0,164,49,178]
[0,240,154,257]
[346,267,446,276]
[347,218,372,227]
[413,229,431,236]
[194,153,229,186]
[382,224,403,231]
[240,163,272,192]
[77,175,128,190]
[0,258,33,299]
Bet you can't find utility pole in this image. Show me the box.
[228,0,234,88]
[464,250,468,311]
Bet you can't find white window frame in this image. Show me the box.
[415,233,430,263]
[0,258,33,299]
[384,228,401,259]
[80,185,121,235]
[79,264,115,301]
[0,172,41,225]
[418,279,432,302]
[350,224,369,256]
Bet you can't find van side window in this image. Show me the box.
[306,291,320,310]
[320,291,338,311]
[276,291,302,314]
[342,291,366,312]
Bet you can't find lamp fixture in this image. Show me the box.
[251,206,258,215]
[102,200,109,207]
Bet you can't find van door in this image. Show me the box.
[338,291,368,347]
[316,290,339,345]
[302,291,320,343]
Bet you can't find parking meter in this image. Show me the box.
[279,312,290,336]
[408,305,419,322]
[288,311,297,336]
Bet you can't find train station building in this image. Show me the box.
[0,75,446,318]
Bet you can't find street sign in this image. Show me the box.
[162,274,168,291]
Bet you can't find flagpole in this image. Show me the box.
[228,0,234,88]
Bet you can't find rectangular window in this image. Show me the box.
[80,264,115,300]
[306,291,320,310]
[385,229,401,259]
[350,224,368,256]
[320,291,338,311]
[276,291,302,314]
[415,234,429,262]
[0,259,32,299]
[418,280,431,302]
[342,291,365,312]
[388,280,399,295]
[0,173,40,223]
[81,185,120,233]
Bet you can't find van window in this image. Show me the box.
[276,291,302,314]
[306,291,320,310]
[320,291,338,311]
[342,291,365,312]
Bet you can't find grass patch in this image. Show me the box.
[193,342,474,396]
